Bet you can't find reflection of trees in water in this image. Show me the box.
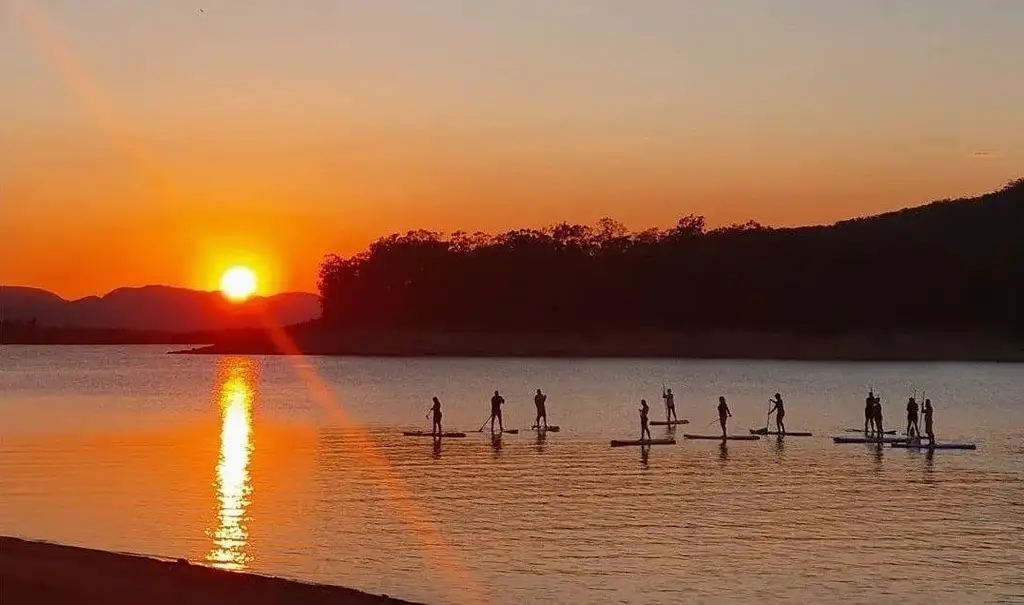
[206,357,258,571]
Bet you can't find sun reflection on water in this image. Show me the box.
[206,358,256,570]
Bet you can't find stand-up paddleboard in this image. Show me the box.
[683,434,760,441]
[650,419,690,426]
[610,438,676,447]
[402,431,467,438]
[891,442,977,450]
[489,429,519,435]
[532,425,561,432]
[749,428,813,437]
[832,435,908,444]
[844,428,897,435]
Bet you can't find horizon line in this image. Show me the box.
[0,284,320,304]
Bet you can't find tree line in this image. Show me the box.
[317,179,1023,336]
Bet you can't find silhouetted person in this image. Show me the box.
[906,396,920,438]
[865,390,876,435]
[768,392,786,435]
[922,399,935,445]
[873,396,884,438]
[490,390,505,433]
[663,387,678,423]
[534,388,548,429]
[718,396,731,438]
[639,399,651,441]
[430,396,443,435]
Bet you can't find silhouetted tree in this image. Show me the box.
[317,182,1023,335]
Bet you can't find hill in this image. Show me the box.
[314,179,1023,334]
[181,179,1023,360]
[0,285,320,333]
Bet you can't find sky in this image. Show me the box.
[1,0,1022,298]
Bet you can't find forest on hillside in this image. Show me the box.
[317,180,1024,336]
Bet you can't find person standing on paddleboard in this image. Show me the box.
[873,395,884,437]
[906,396,920,439]
[490,390,505,433]
[768,392,786,435]
[717,396,732,438]
[865,390,877,435]
[663,387,678,423]
[430,396,443,436]
[922,399,935,445]
[639,399,652,441]
[534,388,548,429]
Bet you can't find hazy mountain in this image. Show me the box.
[0,285,320,332]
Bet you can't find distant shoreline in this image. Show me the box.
[170,331,1024,362]
[0,536,420,605]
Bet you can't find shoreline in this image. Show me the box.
[0,536,421,605]
[170,331,1024,362]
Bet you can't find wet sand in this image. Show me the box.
[0,537,421,605]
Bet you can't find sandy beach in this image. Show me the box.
[0,537,421,605]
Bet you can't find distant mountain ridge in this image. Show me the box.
[0,285,320,332]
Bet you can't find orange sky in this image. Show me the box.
[1,1,1021,299]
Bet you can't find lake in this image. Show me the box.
[1,346,1022,604]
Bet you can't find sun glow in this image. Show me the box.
[220,266,257,301]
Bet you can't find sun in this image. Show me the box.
[220,266,257,302]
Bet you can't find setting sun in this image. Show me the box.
[220,266,257,302]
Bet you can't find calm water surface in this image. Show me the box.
[1,346,1022,604]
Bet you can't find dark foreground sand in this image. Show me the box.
[0,537,422,605]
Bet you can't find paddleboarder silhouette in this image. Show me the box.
[865,390,876,435]
[639,399,652,441]
[906,396,920,438]
[768,392,786,435]
[533,388,548,429]
[663,387,678,423]
[922,398,935,445]
[873,396,884,437]
[430,396,443,435]
[717,396,732,438]
[490,390,505,433]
